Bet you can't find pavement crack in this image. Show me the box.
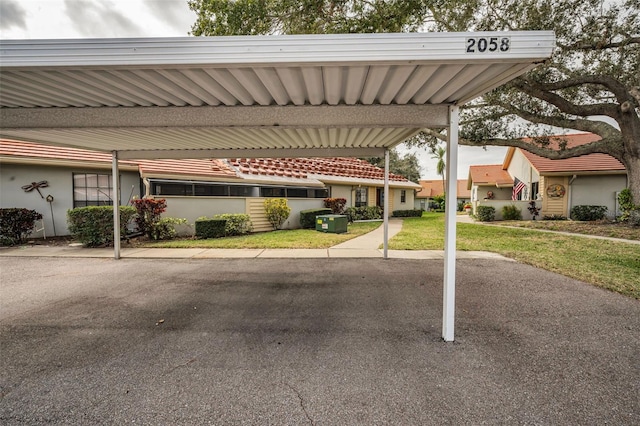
[162,357,197,376]
[285,382,314,425]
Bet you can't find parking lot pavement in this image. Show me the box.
[1,257,638,424]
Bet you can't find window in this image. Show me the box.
[355,187,368,207]
[195,184,227,196]
[260,187,286,197]
[531,182,540,200]
[147,179,329,199]
[73,173,113,208]
[401,190,406,203]
[286,188,310,198]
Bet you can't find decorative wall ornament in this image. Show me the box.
[546,184,566,198]
[21,180,49,198]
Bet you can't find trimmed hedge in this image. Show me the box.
[300,208,332,229]
[67,206,136,247]
[210,213,253,236]
[571,205,608,221]
[0,208,43,246]
[392,209,423,218]
[476,205,496,222]
[195,218,227,239]
[345,206,383,222]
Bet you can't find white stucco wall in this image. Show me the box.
[569,174,627,218]
[328,185,353,205]
[506,150,539,200]
[0,163,140,237]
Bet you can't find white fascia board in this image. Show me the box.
[236,174,325,187]
[313,175,422,189]
[0,32,555,68]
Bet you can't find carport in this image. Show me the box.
[0,31,554,341]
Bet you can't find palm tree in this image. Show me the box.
[431,146,446,200]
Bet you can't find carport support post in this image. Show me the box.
[383,148,390,258]
[443,105,459,342]
[112,151,121,260]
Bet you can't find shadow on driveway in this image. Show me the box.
[1,257,638,424]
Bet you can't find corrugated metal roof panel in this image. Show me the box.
[0,32,555,156]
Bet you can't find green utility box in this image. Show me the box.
[315,214,348,234]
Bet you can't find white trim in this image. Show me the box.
[0,32,555,68]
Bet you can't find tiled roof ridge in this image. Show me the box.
[227,156,409,182]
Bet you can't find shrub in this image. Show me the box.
[67,206,136,247]
[432,195,445,210]
[323,198,347,214]
[211,213,253,235]
[345,206,383,222]
[0,208,43,246]
[476,205,495,222]
[527,201,541,220]
[300,208,332,229]
[149,217,188,240]
[264,198,291,230]
[617,189,637,222]
[501,204,522,221]
[195,218,227,239]
[543,214,567,220]
[131,198,167,237]
[571,205,608,221]
[392,209,423,218]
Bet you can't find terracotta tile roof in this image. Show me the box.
[1,139,242,179]
[2,140,411,183]
[0,139,138,168]
[137,159,238,179]
[227,157,409,182]
[469,165,513,187]
[519,133,625,173]
[416,179,470,198]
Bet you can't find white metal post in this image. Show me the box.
[383,149,390,259]
[112,151,121,260]
[443,105,459,342]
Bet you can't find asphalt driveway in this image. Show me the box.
[1,257,638,424]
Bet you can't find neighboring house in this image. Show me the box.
[468,133,627,219]
[414,179,471,210]
[0,140,420,236]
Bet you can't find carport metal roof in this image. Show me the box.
[0,32,554,159]
[0,32,555,341]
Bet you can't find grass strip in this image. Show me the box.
[143,221,381,249]
[388,213,640,299]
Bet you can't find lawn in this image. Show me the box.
[142,221,382,249]
[388,213,640,299]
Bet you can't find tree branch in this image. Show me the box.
[495,102,620,139]
[460,135,624,160]
[558,36,640,51]
[519,75,629,101]
[513,79,623,119]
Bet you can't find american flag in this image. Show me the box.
[512,177,526,200]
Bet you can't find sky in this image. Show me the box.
[0,0,508,180]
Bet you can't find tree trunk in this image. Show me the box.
[626,155,640,205]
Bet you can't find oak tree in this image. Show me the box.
[189,0,640,202]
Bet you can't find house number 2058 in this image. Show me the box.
[466,37,510,53]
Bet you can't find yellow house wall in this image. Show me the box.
[368,187,377,207]
[541,176,569,217]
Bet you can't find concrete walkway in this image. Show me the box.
[0,217,510,260]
